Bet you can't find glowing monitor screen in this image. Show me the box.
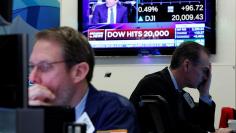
[78,0,216,56]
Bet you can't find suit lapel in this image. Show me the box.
[101,4,108,23]
[85,85,99,119]
[160,67,179,99]
[116,4,120,22]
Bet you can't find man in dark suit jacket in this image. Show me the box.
[91,0,128,24]
[85,84,138,132]
[28,27,138,133]
[130,41,232,133]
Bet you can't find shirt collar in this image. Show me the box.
[168,67,180,91]
[75,87,89,120]
[110,4,117,10]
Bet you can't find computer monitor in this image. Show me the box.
[0,34,28,108]
[0,0,13,25]
[78,0,216,56]
[139,95,174,133]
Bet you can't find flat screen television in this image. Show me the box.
[0,0,13,25]
[78,0,216,56]
[0,34,28,108]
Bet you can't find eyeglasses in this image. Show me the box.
[29,60,66,73]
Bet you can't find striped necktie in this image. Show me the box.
[110,8,114,24]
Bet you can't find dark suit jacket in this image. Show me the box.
[84,84,138,133]
[91,3,128,24]
[130,67,215,133]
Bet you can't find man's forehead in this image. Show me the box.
[199,60,210,67]
[199,50,210,62]
[198,56,210,66]
[30,40,64,63]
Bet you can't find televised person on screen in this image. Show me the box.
[28,26,138,133]
[130,41,233,133]
[91,0,128,24]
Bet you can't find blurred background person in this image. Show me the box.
[130,41,233,133]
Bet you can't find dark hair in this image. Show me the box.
[170,41,210,69]
[36,26,95,82]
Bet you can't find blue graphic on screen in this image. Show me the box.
[12,0,60,30]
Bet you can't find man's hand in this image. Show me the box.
[198,64,212,97]
[28,84,55,106]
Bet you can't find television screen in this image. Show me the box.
[0,34,28,108]
[78,0,216,56]
[0,0,13,25]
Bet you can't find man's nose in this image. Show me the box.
[28,68,41,84]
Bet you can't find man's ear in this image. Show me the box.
[183,59,191,72]
[70,62,89,83]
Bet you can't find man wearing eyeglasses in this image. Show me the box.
[130,41,233,133]
[28,26,138,133]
